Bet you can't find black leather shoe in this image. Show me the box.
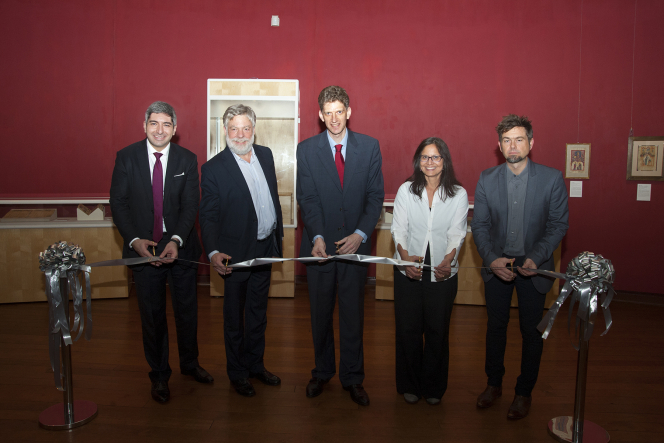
[306,377,328,398]
[182,365,214,384]
[151,380,170,404]
[250,369,281,386]
[231,378,256,397]
[344,384,370,406]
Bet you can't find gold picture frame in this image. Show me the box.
[565,143,590,179]
[627,137,664,181]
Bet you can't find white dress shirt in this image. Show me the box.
[391,181,469,282]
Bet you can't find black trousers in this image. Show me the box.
[222,234,274,381]
[393,249,458,399]
[306,260,368,387]
[131,235,199,382]
[484,255,546,397]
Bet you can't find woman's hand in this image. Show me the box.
[397,244,423,280]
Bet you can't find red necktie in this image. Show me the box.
[335,144,345,188]
[152,152,163,243]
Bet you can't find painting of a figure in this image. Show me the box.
[570,150,585,172]
[637,145,658,172]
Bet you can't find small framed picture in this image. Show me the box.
[627,137,664,181]
[565,143,590,179]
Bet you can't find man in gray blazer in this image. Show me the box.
[471,114,568,419]
[296,86,384,406]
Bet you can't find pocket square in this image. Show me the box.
[174,172,185,177]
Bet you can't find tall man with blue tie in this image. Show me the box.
[110,101,213,404]
[200,104,284,398]
[297,86,385,406]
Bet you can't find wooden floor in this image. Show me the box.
[1,284,663,443]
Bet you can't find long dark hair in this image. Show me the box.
[407,137,461,201]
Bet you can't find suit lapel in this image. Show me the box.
[163,144,179,199]
[497,164,507,217]
[315,132,342,193]
[136,141,154,207]
[342,130,359,192]
[523,160,538,241]
[254,147,280,212]
[221,147,257,220]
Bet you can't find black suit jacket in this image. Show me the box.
[296,130,384,257]
[199,145,284,282]
[109,139,202,264]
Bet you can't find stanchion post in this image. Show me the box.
[61,277,75,425]
[572,319,589,442]
[38,275,98,430]
[547,318,609,443]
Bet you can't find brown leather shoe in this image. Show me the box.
[476,385,502,408]
[507,395,532,419]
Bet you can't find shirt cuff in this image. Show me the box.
[170,235,183,247]
[208,250,219,260]
[129,237,140,249]
[354,230,368,243]
[312,235,323,244]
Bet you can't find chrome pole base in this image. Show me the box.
[548,416,609,443]
[39,400,98,430]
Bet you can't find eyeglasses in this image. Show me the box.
[420,155,442,163]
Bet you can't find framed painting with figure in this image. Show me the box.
[627,137,664,181]
[565,143,590,179]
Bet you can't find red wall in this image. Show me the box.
[1,0,662,293]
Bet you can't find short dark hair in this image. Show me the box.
[318,85,349,111]
[145,101,176,125]
[407,137,461,201]
[496,114,532,141]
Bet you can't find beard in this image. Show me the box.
[226,133,254,156]
[506,155,525,164]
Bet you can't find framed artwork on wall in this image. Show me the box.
[627,137,664,181]
[565,143,590,179]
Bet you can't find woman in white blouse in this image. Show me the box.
[391,137,469,405]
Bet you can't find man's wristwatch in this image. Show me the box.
[169,239,180,249]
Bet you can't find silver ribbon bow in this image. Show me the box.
[39,241,92,390]
[535,251,615,348]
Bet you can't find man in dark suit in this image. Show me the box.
[296,86,384,406]
[199,104,284,398]
[110,101,213,404]
[472,114,569,419]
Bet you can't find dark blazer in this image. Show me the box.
[199,145,284,281]
[296,130,384,257]
[109,139,202,263]
[471,160,569,294]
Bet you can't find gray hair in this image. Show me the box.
[145,101,177,126]
[223,104,256,128]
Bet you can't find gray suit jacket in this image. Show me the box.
[471,160,569,294]
[296,130,384,257]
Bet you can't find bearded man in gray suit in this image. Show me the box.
[472,114,569,419]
